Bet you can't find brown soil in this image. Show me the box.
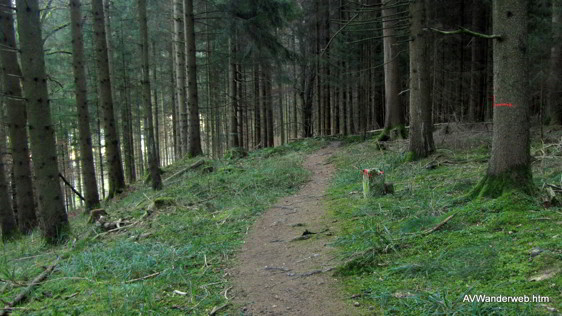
[230,143,360,316]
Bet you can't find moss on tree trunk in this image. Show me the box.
[469,165,534,199]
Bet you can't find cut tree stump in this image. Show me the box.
[362,168,385,198]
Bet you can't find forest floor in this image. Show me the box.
[230,142,359,315]
[0,124,561,316]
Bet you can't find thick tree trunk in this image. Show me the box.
[408,0,435,160]
[0,0,37,232]
[254,63,262,147]
[70,0,100,211]
[547,0,562,125]
[138,0,162,190]
[184,0,203,156]
[16,0,69,242]
[92,0,125,199]
[173,0,187,156]
[381,0,405,138]
[472,0,533,198]
[0,106,17,240]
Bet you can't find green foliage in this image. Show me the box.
[0,143,318,314]
[326,139,562,315]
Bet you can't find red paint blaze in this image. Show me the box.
[489,96,514,108]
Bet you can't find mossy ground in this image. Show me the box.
[326,129,562,315]
[0,139,328,315]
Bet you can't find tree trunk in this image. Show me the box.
[468,0,487,122]
[547,0,562,125]
[0,0,37,232]
[70,0,100,211]
[92,0,125,199]
[138,0,162,190]
[183,0,203,156]
[151,41,161,166]
[229,38,240,149]
[408,0,435,160]
[472,0,532,198]
[381,0,405,138]
[173,0,187,156]
[16,0,69,242]
[119,23,136,183]
[264,64,274,147]
[0,105,17,240]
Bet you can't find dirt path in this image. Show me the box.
[231,143,358,316]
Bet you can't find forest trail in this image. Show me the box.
[231,142,357,316]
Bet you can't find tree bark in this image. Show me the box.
[15,0,69,242]
[184,0,203,156]
[381,0,405,138]
[173,0,187,156]
[229,38,240,149]
[92,0,125,199]
[119,22,136,183]
[151,41,161,166]
[0,0,37,232]
[408,0,435,160]
[472,0,532,197]
[0,105,17,240]
[69,0,100,211]
[468,0,488,122]
[547,0,562,125]
[138,0,162,190]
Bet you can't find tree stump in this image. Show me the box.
[362,168,385,198]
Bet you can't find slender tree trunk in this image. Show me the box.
[70,0,100,211]
[16,0,69,242]
[173,0,187,156]
[547,0,562,125]
[264,64,274,147]
[254,63,261,147]
[138,0,162,190]
[169,43,179,160]
[184,0,203,156]
[472,0,532,197]
[0,0,37,232]
[381,0,405,138]
[151,41,161,166]
[468,0,487,122]
[92,0,125,199]
[0,104,17,240]
[119,23,136,183]
[229,38,240,149]
[278,84,285,145]
[408,0,435,160]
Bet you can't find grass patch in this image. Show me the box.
[327,137,562,315]
[0,139,328,315]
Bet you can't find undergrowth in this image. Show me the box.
[0,139,328,315]
[327,130,562,315]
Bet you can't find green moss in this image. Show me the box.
[469,165,535,199]
[404,151,416,162]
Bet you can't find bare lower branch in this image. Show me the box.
[428,27,502,40]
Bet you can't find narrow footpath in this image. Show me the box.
[231,143,358,316]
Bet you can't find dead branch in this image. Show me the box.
[209,303,230,315]
[1,258,60,316]
[428,26,502,40]
[125,271,162,284]
[164,160,205,182]
[423,214,456,235]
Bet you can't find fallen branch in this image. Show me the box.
[92,221,139,240]
[1,258,60,316]
[423,214,456,235]
[125,271,162,284]
[164,160,205,182]
[209,303,230,315]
